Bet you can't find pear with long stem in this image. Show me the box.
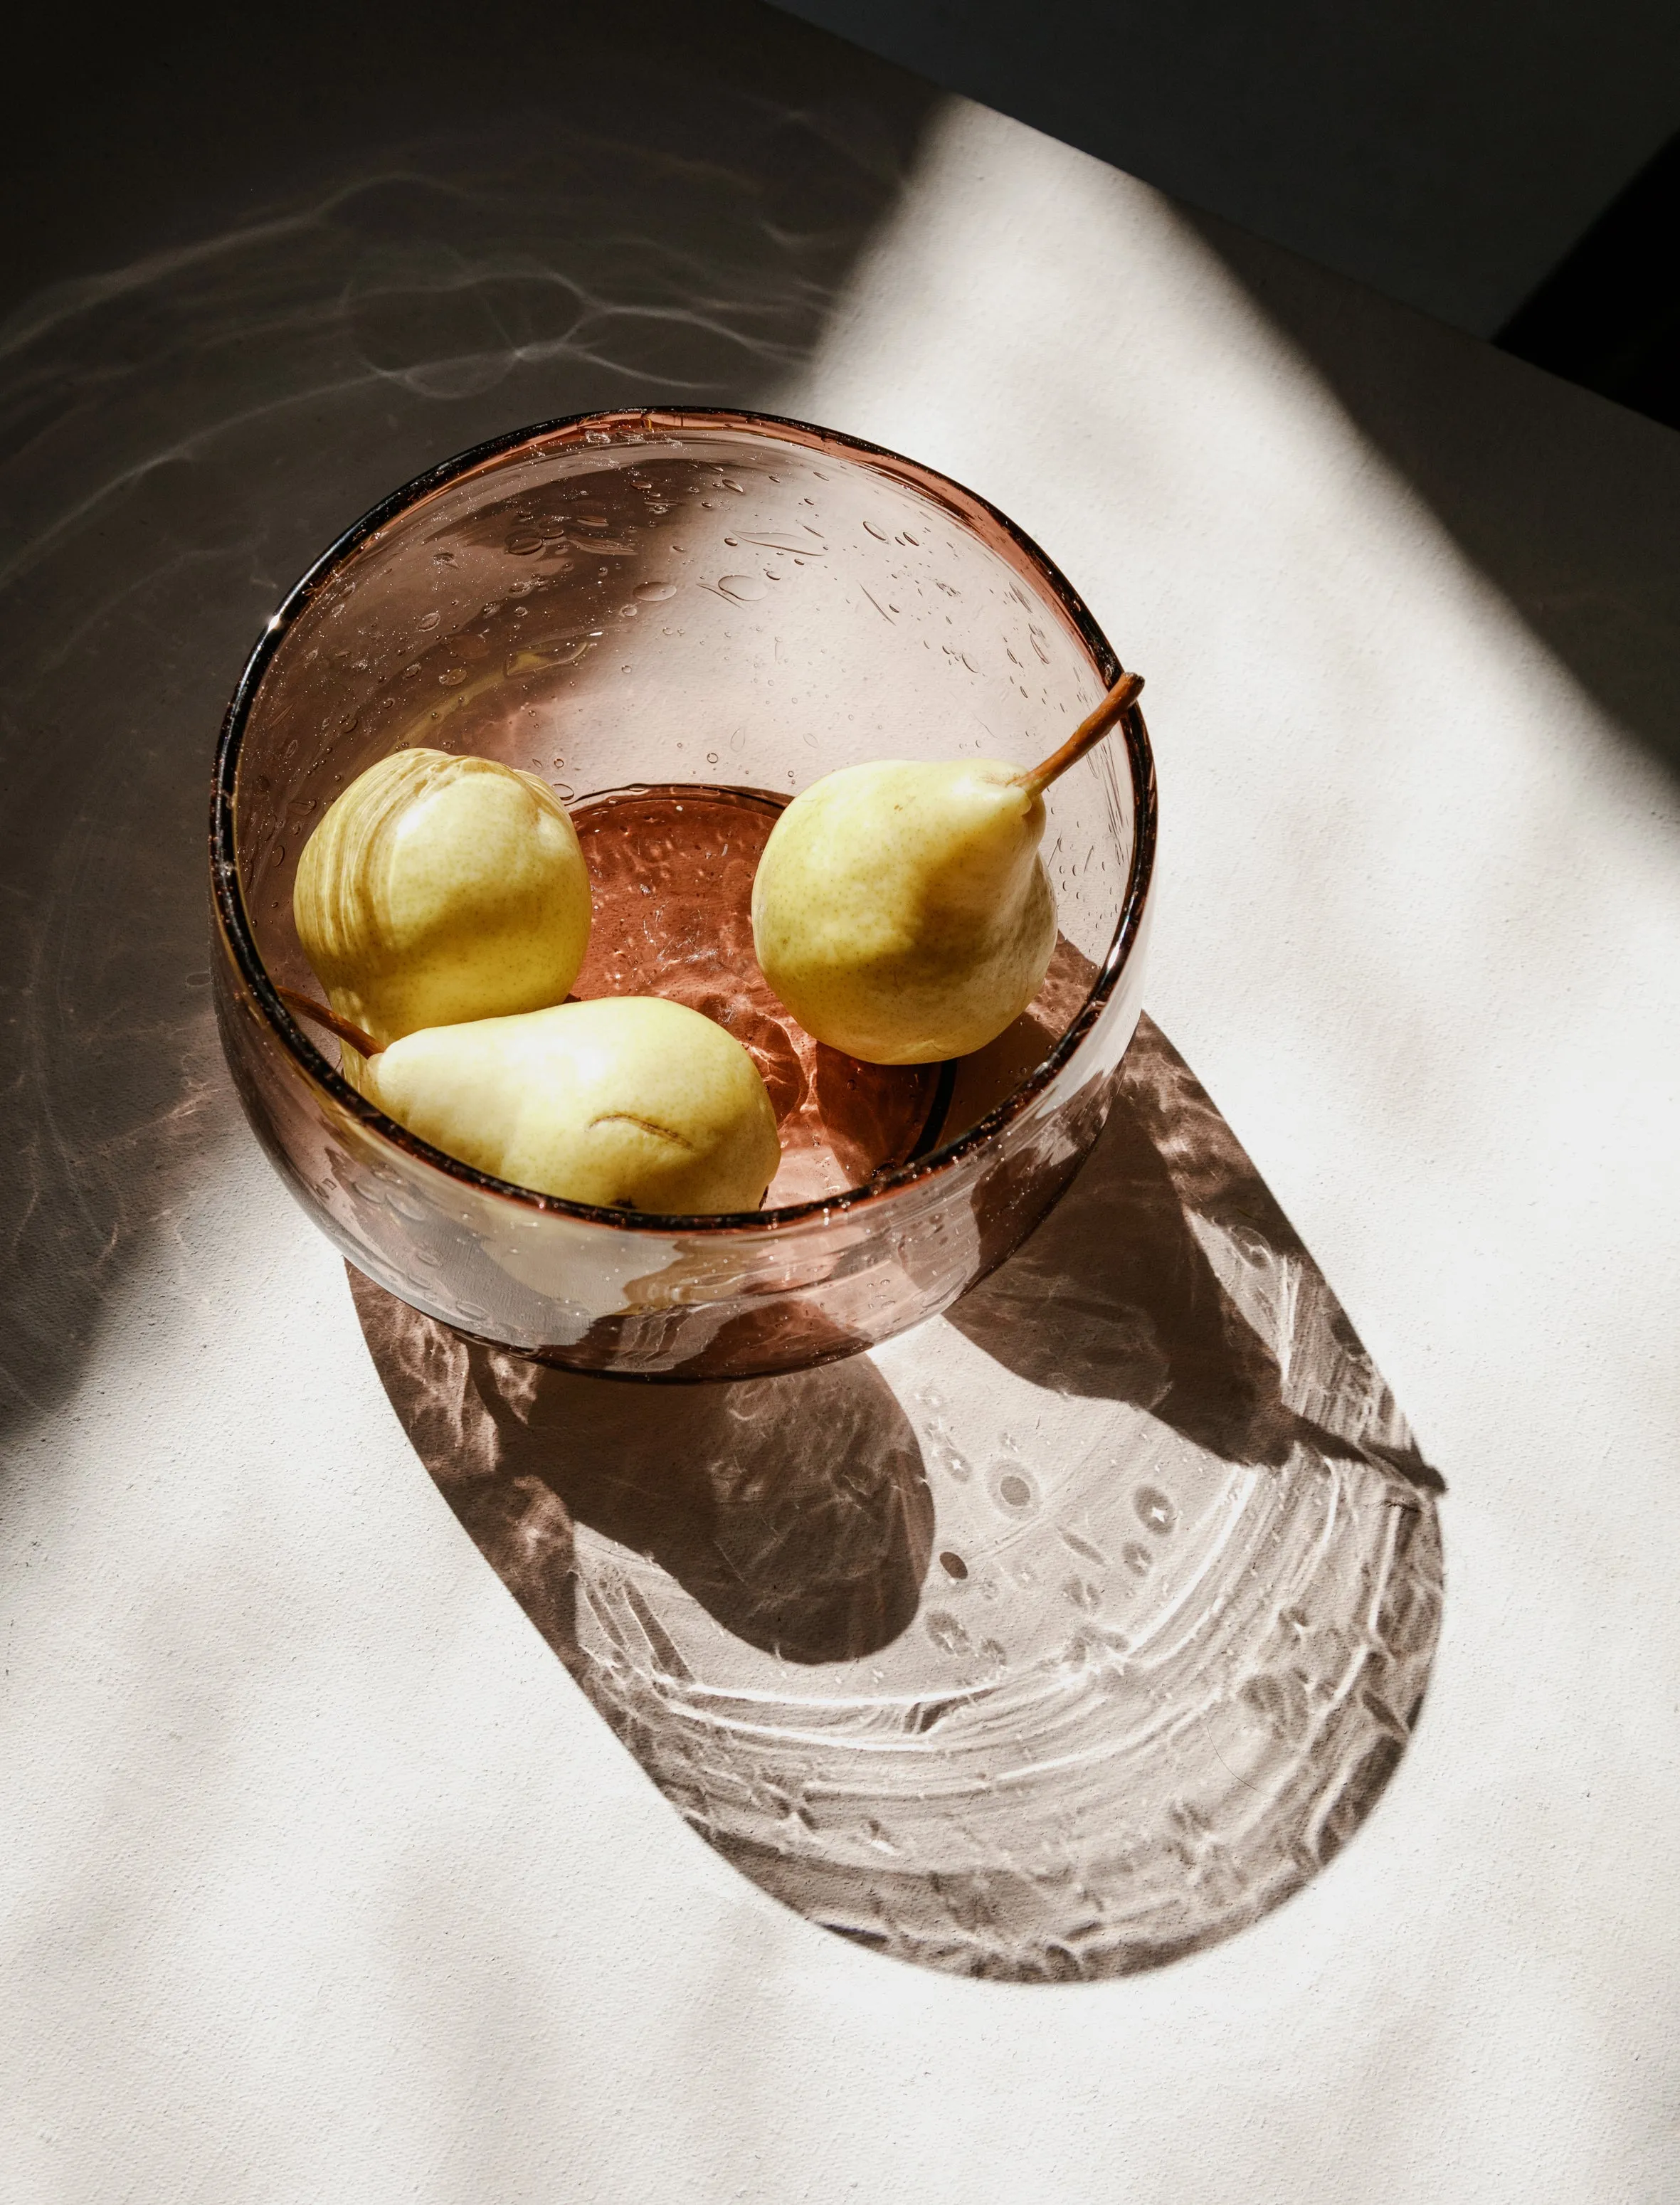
[751,671,1143,1065]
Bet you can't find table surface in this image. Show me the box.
[4,12,1678,2201]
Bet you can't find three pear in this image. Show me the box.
[289,672,1138,1211]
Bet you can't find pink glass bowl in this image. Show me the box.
[210,409,1156,1380]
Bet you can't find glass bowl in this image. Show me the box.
[210,408,1156,1380]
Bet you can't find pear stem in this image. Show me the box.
[1020,670,1145,798]
[278,986,379,1059]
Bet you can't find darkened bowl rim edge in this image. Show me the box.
[210,405,1158,1237]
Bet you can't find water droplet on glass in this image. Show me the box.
[926,1611,971,1655]
[554,782,575,799]
[717,573,766,603]
[705,751,719,764]
[417,610,440,630]
[634,581,677,603]
[1135,1485,1178,1535]
[939,1551,968,1580]
[934,1439,973,1484]
[996,1469,1036,1513]
[1122,1541,1154,1577]
[618,603,639,618]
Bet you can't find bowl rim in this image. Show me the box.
[211,406,1158,1237]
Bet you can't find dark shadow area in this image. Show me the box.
[352,1268,934,1664]
[352,1012,1442,1981]
[1188,206,1680,786]
[1497,128,1680,433]
[0,1,937,1456]
[2,1,931,322]
[770,0,1680,337]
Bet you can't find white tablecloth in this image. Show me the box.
[4,88,1676,2205]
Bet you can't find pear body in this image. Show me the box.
[751,758,1057,1064]
[294,749,590,1050]
[364,996,781,1214]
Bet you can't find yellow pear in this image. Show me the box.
[294,749,590,1053]
[751,674,1143,1065]
[752,761,1055,1064]
[363,995,781,1214]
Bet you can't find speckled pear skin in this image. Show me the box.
[294,749,591,1052]
[751,758,1057,1064]
[364,995,782,1215]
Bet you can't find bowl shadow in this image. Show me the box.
[352,1280,934,1668]
[353,1014,1444,1981]
[949,1016,1445,1496]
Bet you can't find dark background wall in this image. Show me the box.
[8,1,1676,429]
[770,0,1680,339]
